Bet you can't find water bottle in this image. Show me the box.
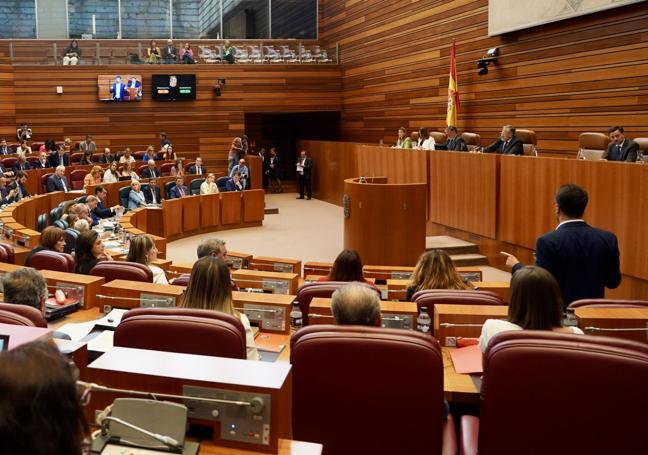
[290,302,303,329]
[417,306,431,334]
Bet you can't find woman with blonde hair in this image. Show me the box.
[119,161,138,180]
[406,249,467,301]
[200,173,219,194]
[182,257,259,360]
[83,165,103,188]
[126,234,168,284]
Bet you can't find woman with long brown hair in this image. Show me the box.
[478,266,583,352]
[182,257,259,360]
[318,249,371,284]
[126,234,168,284]
[406,249,467,301]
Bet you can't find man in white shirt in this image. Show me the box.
[295,150,313,200]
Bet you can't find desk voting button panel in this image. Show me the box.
[243,304,286,332]
[184,386,271,446]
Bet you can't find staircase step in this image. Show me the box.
[426,235,480,255]
[450,253,489,267]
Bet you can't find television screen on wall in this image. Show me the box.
[98,74,142,102]
[152,74,196,101]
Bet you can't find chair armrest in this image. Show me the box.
[442,414,458,455]
[460,415,479,455]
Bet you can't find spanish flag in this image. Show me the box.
[446,39,460,127]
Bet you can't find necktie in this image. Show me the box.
[179,187,184,197]
[197,166,201,174]
[504,141,509,152]
[616,145,622,161]
[61,178,68,192]
[151,190,156,204]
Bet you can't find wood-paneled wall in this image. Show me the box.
[319,0,648,156]
[0,64,341,172]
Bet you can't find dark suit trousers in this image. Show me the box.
[298,174,312,198]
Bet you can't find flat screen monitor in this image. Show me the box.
[152,74,196,101]
[98,75,143,102]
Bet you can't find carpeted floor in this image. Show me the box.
[166,193,344,264]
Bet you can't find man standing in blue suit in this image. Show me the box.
[110,75,128,101]
[502,184,621,308]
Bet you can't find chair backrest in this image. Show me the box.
[133,151,146,160]
[90,261,153,283]
[0,309,36,326]
[63,228,79,254]
[578,149,605,160]
[184,161,195,173]
[0,303,47,327]
[578,132,608,151]
[634,137,648,161]
[522,143,538,156]
[69,169,87,190]
[190,178,204,195]
[478,331,648,455]
[53,219,68,230]
[92,153,103,162]
[461,132,481,150]
[114,308,246,358]
[514,129,537,145]
[413,289,504,319]
[137,164,148,176]
[429,131,447,144]
[291,325,445,455]
[567,298,648,311]
[296,281,381,326]
[70,152,83,163]
[41,173,54,193]
[27,156,39,166]
[216,176,229,192]
[0,243,15,264]
[30,250,75,273]
[160,162,174,176]
[1,157,17,169]
[171,273,190,286]
[119,186,131,208]
[164,181,175,197]
[37,213,48,232]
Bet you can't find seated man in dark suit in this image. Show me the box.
[12,155,31,173]
[445,126,468,151]
[94,185,120,218]
[331,283,381,326]
[0,163,13,178]
[13,171,30,200]
[502,184,621,308]
[46,166,70,193]
[0,177,19,205]
[34,152,51,169]
[167,177,188,199]
[48,147,70,168]
[225,173,244,192]
[482,125,523,155]
[143,178,162,204]
[603,126,639,162]
[141,160,160,179]
[98,147,117,164]
[0,138,10,155]
[188,157,206,176]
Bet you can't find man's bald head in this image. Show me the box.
[331,283,381,326]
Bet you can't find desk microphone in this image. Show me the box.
[440,323,484,328]
[100,415,182,451]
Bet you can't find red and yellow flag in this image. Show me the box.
[446,39,460,127]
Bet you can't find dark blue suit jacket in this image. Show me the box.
[514,221,621,307]
[225,178,243,192]
[168,184,188,199]
[46,174,70,193]
[48,152,70,168]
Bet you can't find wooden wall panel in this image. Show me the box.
[356,146,427,184]
[429,151,497,238]
[1,64,341,175]
[499,157,648,279]
[319,0,648,156]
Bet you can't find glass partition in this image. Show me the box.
[68,0,119,39]
[0,0,36,38]
[121,0,171,39]
[271,0,316,39]
[222,0,269,39]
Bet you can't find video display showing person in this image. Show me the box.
[101,74,142,102]
[127,76,142,100]
[109,75,128,101]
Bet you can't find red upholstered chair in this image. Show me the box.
[568,298,648,311]
[0,243,15,264]
[0,303,47,328]
[460,331,648,455]
[296,281,381,325]
[92,153,103,162]
[8,144,19,153]
[0,309,35,326]
[30,250,75,273]
[133,151,146,160]
[69,169,87,190]
[291,325,456,455]
[136,164,148,176]
[413,289,504,312]
[114,308,246,358]
[184,161,195,173]
[90,261,153,283]
[70,152,83,164]
[26,156,40,166]
[41,173,54,193]
[171,274,190,286]
[2,157,17,169]
[31,142,43,151]
[160,162,174,176]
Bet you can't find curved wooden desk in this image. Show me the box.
[343,177,426,266]
[121,189,265,242]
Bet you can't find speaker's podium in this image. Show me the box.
[343,177,426,266]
